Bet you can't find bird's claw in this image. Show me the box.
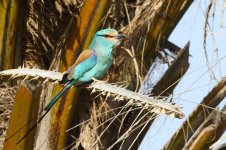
[92,78,99,82]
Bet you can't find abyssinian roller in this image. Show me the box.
[14,28,126,143]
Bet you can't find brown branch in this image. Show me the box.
[185,106,226,150]
[163,76,226,150]
[152,42,190,96]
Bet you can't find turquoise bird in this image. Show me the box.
[14,28,126,143]
[46,28,126,111]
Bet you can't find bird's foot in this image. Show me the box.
[59,73,69,85]
[92,78,101,82]
[92,78,109,83]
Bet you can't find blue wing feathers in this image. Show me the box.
[70,53,97,81]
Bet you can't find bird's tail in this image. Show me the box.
[44,80,75,111]
[5,80,76,144]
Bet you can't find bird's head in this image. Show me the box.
[90,28,126,50]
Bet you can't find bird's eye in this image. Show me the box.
[97,34,114,38]
[103,35,112,38]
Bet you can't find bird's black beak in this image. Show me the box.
[115,34,126,39]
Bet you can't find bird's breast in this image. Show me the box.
[98,54,113,64]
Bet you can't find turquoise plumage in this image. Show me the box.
[45,28,126,110]
[15,28,126,143]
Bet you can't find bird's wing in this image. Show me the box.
[67,49,97,80]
